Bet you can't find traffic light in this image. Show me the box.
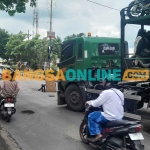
[47,46,50,53]
[47,46,53,59]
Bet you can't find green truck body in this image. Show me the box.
[57,35,124,111]
[58,37,121,71]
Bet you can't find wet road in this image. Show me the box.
[0,80,150,150]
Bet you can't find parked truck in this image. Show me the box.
[57,34,127,111]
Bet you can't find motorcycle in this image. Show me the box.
[79,104,145,150]
[0,96,16,122]
[127,0,150,18]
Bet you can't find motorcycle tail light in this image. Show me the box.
[136,126,142,132]
[7,98,12,102]
[129,125,143,133]
[104,128,114,133]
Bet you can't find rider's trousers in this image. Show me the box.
[88,111,110,135]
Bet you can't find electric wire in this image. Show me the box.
[87,0,139,29]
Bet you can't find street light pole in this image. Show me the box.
[26,30,31,40]
[49,0,52,68]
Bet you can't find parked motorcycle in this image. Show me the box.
[0,97,16,122]
[79,104,145,150]
[127,0,150,18]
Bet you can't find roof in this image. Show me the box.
[63,36,120,44]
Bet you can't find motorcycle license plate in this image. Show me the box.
[4,103,14,107]
[129,133,144,140]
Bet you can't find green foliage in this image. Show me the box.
[5,32,26,61]
[10,65,17,70]
[51,36,62,59]
[0,0,36,16]
[64,33,85,41]
[3,31,62,70]
[0,28,9,59]
[43,67,58,76]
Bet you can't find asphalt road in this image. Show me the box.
[0,79,150,150]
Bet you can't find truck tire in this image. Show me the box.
[65,84,84,112]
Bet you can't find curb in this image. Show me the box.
[0,125,21,150]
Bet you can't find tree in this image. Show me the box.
[5,31,62,70]
[0,28,9,59]
[51,36,62,58]
[77,33,85,37]
[64,33,85,41]
[0,0,36,16]
[5,32,26,62]
[5,33,50,69]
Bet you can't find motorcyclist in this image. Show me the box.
[0,71,19,101]
[85,78,124,142]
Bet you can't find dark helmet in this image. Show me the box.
[137,29,146,37]
[103,74,118,88]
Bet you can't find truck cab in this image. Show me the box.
[58,36,121,71]
[57,34,123,111]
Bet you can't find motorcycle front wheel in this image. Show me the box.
[127,1,145,18]
[79,122,89,144]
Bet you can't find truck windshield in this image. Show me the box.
[98,43,119,55]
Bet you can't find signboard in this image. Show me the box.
[47,31,55,38]
[23,62,27,65]
[98,43,119,55]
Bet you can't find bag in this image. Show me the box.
[111,88,122,102]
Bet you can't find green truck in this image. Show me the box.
[57,34,127,111]
[57,5,150,119]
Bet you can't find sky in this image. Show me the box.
[0,0,149,52]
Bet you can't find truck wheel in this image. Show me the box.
[65,84,84,112]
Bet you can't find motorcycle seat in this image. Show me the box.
[106,120,140,127]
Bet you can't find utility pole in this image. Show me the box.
[33,0,39,37]
[26,30,31,40]
[50,0,52,32]
[33,9,35,37]
[35,0,39,35]
[49,0,53,68]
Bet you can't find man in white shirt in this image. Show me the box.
[86,79,124,142]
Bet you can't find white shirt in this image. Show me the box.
[87,88,124,121]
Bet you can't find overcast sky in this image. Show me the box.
[0,0,149,51]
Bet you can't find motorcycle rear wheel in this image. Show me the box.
[127,1,145,18]
[6,115,11,123]
[127,139,144,150]
[79,122,89,144]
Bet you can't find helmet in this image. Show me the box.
[103,74,118,88]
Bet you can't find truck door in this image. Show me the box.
[75,42,84,71]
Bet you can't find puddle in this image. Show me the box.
[21,110,35,114]
[49,95,55,97]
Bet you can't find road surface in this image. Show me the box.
[0,79,150,150]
